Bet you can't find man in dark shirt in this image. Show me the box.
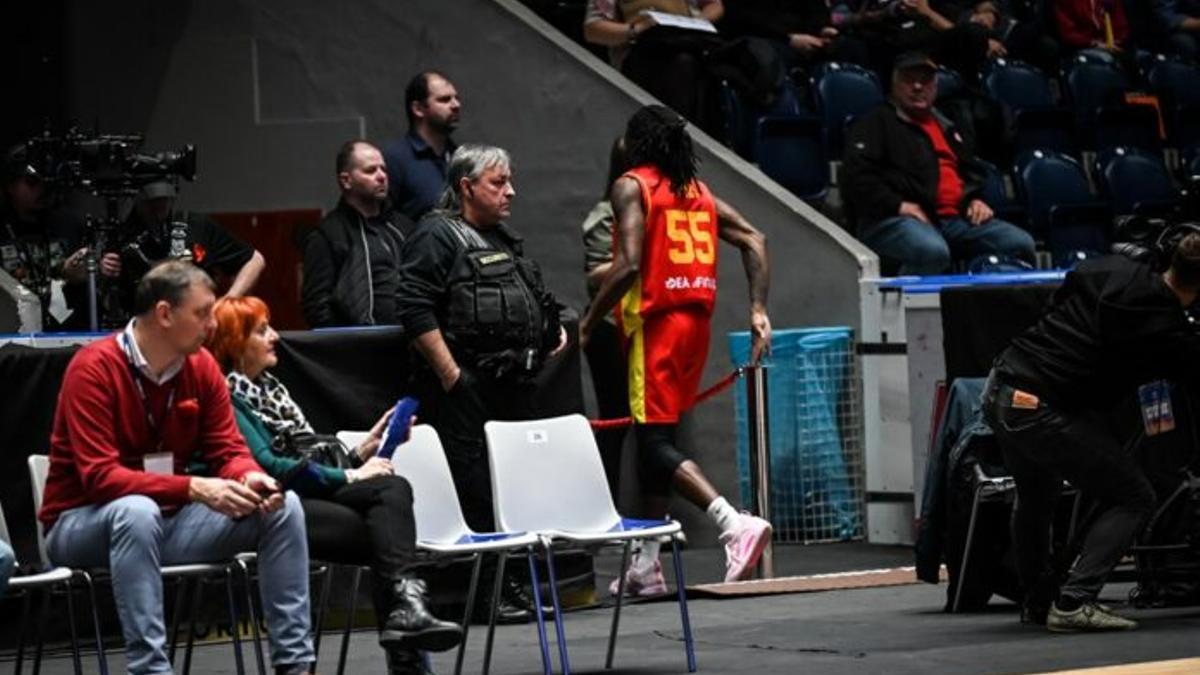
[983,239,1200,632]
[382,71,460,222]
[842,52,1035,274]
[117,180,266,318]
[302,139,413,328]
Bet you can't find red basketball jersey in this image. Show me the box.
[616,165,719,326]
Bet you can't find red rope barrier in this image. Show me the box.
[588,367,745,430]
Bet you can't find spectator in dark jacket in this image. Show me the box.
[722,0,869,69]
[838,0,991,83]
[301,140,413,328]
[1154,0,1200,60]
[842,52,1035,275]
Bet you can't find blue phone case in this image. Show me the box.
[377,397,420,459]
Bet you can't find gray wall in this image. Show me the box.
[63,0,876,546]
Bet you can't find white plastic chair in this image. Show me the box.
[338,425,552,675]
[28,455,256,675]
[485,414,697,674]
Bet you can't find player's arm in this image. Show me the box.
[580,177,645,348]
[714,196,772,363]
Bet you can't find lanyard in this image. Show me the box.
[119,332,177,449]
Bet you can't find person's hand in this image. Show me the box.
[242,471,284,513]
[987,38,1007,58]
[357,407,396,459]
[188,476,263,518]
[820,26,839,38]
[789,33,827,53]
[966,199,993,226]
[99,252,121,278]
[440,365,462,393]
[62,248,90,283]
[899,201,931,224]
[549,325,569,358]
[351,456,393,482]
[750,307,772,365]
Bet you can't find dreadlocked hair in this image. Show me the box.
[624,105,699,199]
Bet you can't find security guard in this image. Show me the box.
[983,233,1200,632]
[396,143,564,622]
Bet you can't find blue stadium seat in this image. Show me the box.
[1095,147,1178,217]
[983,59,1077,159]
[754,115,828,201]
[813,62,884,158]
[720,79,804,160]
[935,66,964,102]
[977,159,1026,227]
[1148,57,1200,150]
[1064,56,1130,148]
[1186,145,1200,179]
[1016,150,1112,263]
[1094,105,1161,155]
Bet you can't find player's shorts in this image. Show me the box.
[621,305,712,424]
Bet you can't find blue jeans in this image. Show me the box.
[0,539,13,599]
[859,215,1036,275]
[47,493,314,674]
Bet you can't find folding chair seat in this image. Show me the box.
[754,115,828,201]
[28,455,256,675]
[337,427,550,675]
[1095,146,1179,218]
[813,62,884,159]
[1015,150,1112,265]
[485,414,695,674]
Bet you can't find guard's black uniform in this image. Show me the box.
[396,210,560,531]
[983,254,1200,611]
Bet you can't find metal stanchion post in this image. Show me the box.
[745,363,774,579]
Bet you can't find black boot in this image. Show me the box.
[381,578,464,652]
[474,575,555,625]
[502,575,555,621]
[386,646,434,675]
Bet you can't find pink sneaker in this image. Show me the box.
[719,513,773,582]
[608,559,669,598]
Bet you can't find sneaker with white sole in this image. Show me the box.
[1046,602,1138,633]
[719,513,773,582]
[609,559,669,598]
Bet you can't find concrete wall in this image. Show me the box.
[63,0,876,546]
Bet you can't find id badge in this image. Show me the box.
[143,452,175,475]
[1137,380,1174,436]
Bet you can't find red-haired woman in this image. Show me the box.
[206,296,460,674]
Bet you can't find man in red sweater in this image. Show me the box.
[38,260,315,675]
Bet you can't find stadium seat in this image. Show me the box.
[935,66,964,102]
[983,59,1076,159]
[813,62,884,158]
[1095,146,1179,217]
[719,80,803,160]
[1064,56,1131,149]
[1147,57,1200,149]
[1094,105,1161,155]
[1016,150,1112,263]
[754,115,828,201]
[977,159,1025,227]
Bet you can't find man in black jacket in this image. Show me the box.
[302,140,414,327]
[982,237,1200,631]
[842,52,1035,275]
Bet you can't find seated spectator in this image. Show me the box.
[115,180,266,319]
[207,296,462,675]
[37,260,316,675]
[383,71,461,222]
[301,139,414,328]
[583,0,726,124]
[722,0,870,71]
[962,0,1060,73]
[1054,0,1130,55]
[838,0,991,83]
[1154,0,1200,61]
[842,52,1036,275]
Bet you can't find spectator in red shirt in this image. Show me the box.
[38,260,316,675]
[1054,0,1131,53]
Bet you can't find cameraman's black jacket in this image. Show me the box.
[302,199,413,327]
[842,103,986,233]
[995,255,1200,411]
[397,211,560,380]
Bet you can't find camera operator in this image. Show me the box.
[116,180,265,319]
[982,234,1200,632]
[1,145,120,331]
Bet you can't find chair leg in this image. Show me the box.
[237,558,268,675]
[15,590,31,675]
[81,571,110,675]
[525,548,553,675]
[313,564,333,662]
[225,569,248,675]
[542,541,570,675]
[605,540,633,670]
[182,578,203,675]
[952,487,986,613]
[482,552,507,675]
[32,587,51,675]
[337,566,362,675]
[64,576,84,675]
[454,554,484,675]
[168,577,188,665]
[669,536,697,673]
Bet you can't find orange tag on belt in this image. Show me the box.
[1012,389,1040,409]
